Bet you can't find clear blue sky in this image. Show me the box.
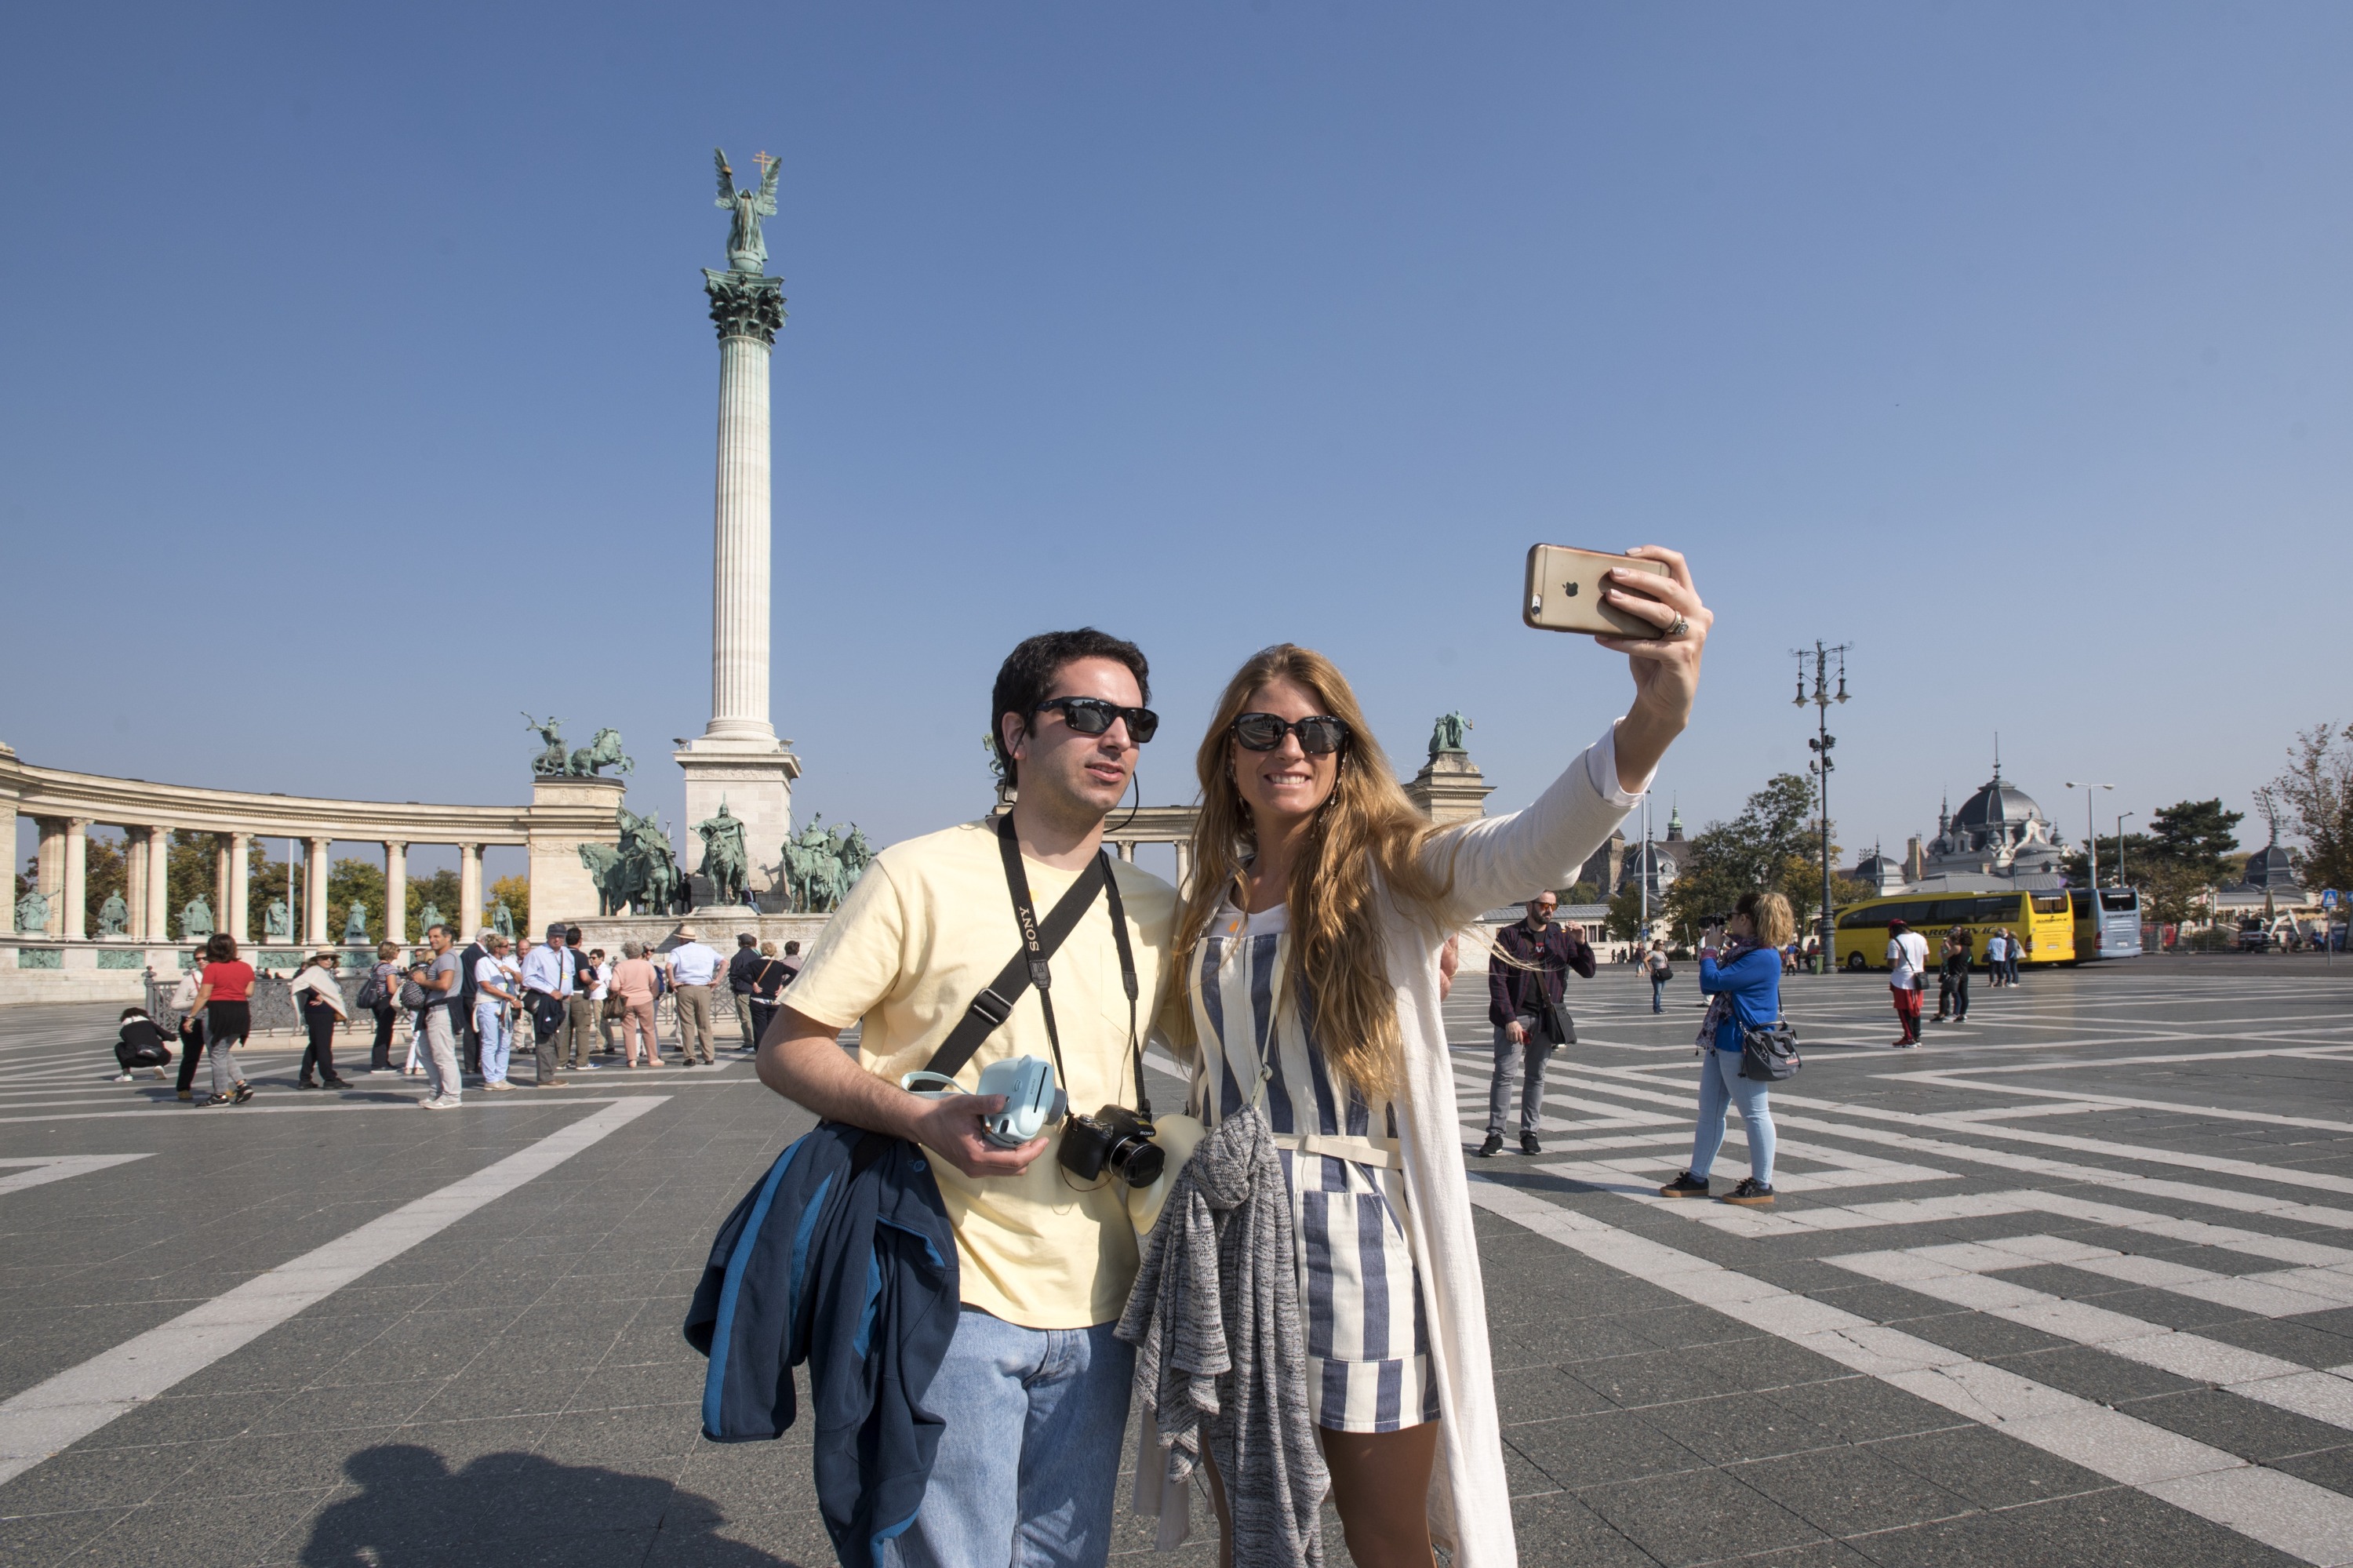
[6,2,2348,883]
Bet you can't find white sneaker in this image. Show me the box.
[576,1061,601,1071]
[422,1094,462,1109]
[111,1072,133,1082]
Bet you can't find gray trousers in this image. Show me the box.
[564,995,602,1066]
[1488,1014,1552,1136]
[420,1005,463,1101]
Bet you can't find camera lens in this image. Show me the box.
[1108,1133,1163,1187]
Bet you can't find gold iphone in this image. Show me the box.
[1522,544,1671,636]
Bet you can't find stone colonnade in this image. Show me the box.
[1,743,622,948]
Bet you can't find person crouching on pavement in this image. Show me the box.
[114,1006,174,1082]
[1659,890,1793,1208]
[1481,891,1594,1157]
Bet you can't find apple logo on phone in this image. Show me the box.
[1562,580,1579,597]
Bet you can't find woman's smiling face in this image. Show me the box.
[1230,676,1340,832]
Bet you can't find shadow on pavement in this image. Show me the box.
[301,1444,798,1566]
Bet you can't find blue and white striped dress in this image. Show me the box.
[1185,899,1439,1434]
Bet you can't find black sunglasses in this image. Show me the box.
[1232,711,1351,755]
[1034,696,1158,744]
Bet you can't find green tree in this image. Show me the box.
[165,830,227,937]
[329,858,387,944]
[82,835,128,933]
[2147,798,2245,887]
[2266,725,2353,897]
[2059,833,2157,888]
[409,868,462,939]
[1605,879,1652,941]
[1663,773,1835,937]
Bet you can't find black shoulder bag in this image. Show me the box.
[1533,930,1578,1047]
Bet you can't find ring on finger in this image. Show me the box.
[1665,614,1690,639]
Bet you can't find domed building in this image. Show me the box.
[1913,758,2068,889]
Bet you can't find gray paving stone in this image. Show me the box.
[1580,1466,1828,1564]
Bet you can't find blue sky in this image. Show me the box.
[5,2,2348,883]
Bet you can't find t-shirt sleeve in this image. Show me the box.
[781,860,908,1031]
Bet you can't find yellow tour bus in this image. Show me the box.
[1832,889,2076,973]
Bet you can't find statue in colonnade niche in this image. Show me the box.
[14,890,49,933]
[344,903,369,944]
[491,901,515,941]
[417,901,443,935]
[180,896,214,940]
[264,899,293,940]
[96,891,129,935]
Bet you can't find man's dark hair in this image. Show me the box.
[990,628,1150,789]
[784,940,801,955]
[737,933,757,947]
[565,926,583,944]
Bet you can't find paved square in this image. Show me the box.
[3,959,2351,1565]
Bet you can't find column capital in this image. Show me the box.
[65,815,93,830]
[704,269,785,345]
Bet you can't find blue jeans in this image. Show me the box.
[1651,977,1666,1013]
[474,1002,510,1082]
[1689,1046,1775,1184]
[886,1307,1134,1568]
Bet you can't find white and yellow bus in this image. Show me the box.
[1832,890,2076,973]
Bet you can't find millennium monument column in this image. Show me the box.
[675,147,800,908]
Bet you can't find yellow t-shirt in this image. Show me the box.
[783,820,1176,1330]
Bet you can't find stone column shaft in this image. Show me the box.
[35,818,64,935]
[61,819,89,940]
[385,842,408,945]
[458,844,482,942]
[125,830,149,940]
[144,828,171,941]
[228,834,253,944]
[707,330,775,742]
[214,842,231,941]
[305,838,330,945]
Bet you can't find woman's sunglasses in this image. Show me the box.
[1034,696,1158,744]
[1231,712,1350,755]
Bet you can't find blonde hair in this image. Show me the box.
[1167,644,1456,1098]
[1741,890,1796,948]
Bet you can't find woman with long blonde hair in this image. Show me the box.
[1166,548,1711,1567]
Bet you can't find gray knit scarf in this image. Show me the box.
[1116,1104,1328,1566]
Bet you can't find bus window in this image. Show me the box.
[1839,907,1890,930]
[2031,892,2070,915]
[2100,890,2138,912]
[1930,898,1982,925]
[1973,896,2024,923]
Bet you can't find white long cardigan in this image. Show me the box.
[1387,722,1648,1566]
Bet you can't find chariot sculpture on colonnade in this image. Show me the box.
[524,714,635,780]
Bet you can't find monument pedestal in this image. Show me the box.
[526,776,628,933]
[1404,748,1495,824]
[675,739,800,910]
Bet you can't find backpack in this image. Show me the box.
[397,971,428,1010]
[357,966,390,1010]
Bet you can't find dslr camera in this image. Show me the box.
[1060,1104,1164,1187]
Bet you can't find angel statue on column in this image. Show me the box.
[715,147,781,275]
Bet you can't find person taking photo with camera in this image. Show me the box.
[1162,545,1710,1568]
[755,628,1177,1568]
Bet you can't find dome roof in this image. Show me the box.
[2243,839,2301,890]
[1951,775,2043,829]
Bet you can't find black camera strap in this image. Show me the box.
[918,816,1144,1119]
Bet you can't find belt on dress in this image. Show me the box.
[1266,1129,1405,1170]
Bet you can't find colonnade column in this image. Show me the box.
[60,818,89,940]
[385,842,408,945]
[143,828,170,940]
[458,844,482,941]
[213,841,231,943]
[35,818,64,935]
[1172,842,1191,896]
[304,838,331,945]
[227,834,252,944]
[125,830,150,940]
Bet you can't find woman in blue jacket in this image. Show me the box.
[1658,890,1794,1208]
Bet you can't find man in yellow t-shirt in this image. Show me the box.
[760,628,1175,1568]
